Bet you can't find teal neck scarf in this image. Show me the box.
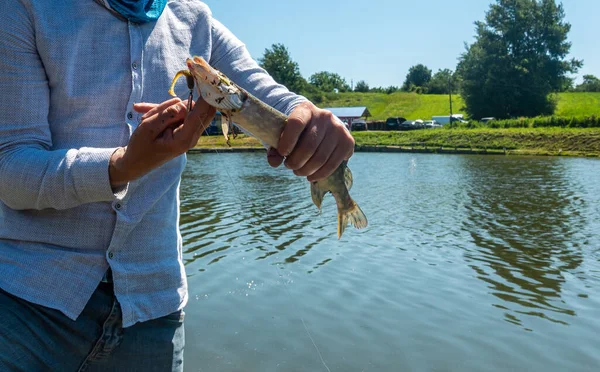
[97,0,167,24]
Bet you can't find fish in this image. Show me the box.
[168,56,367,238]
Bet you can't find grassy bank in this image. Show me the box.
[194,128,600,157]
[352,128,600,157]
[314,92,600,121]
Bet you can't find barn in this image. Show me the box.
[323,106,371,128]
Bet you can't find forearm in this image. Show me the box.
[0,145,123,210]
[209,18,307,117]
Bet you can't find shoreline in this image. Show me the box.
[189,146,599,158]
[191,128,600,158]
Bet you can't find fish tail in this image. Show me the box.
[337,201,368,239]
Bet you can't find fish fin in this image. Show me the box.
[337,209,348,239]
[221,113,230,146]
[344,166,353,191]
[230,120,237,139]
[310,182,326,213]
[168,70,192,97]
[337,202,368,239]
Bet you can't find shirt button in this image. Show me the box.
[127,112,133,120]
[108,251,114,259]
[115,203,122,210]
[132,62,138,70]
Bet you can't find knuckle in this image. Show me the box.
[290,114,309,129]
[285,158,299,170]
[314,152,328,167]
[320,111,334,123]
[165,104,181,117]
[348,134,356,147]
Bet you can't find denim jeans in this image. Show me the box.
[0,282,184,371]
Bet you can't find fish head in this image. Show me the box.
[186,56,246,112]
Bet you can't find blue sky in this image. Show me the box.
[205,0,599,88]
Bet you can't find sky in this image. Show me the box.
[205,0,599,88]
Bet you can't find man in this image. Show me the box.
[0,0,354,371]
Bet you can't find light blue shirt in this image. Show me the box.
[0,0,305,327]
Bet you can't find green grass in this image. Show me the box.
[316,92,465,121]
[352,128,600,156]
[555,93,600,117]
[314,92,600,121]
[195,128,600,157]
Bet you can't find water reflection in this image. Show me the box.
[179,152,333,273]
[179,152,600,371]
[460,156,585,327]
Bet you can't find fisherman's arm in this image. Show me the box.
[0,1,213,210]
[0,1,125,210]
[208,16,354,181]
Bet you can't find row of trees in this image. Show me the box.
[259,0,591,119]
[573,75,600,92]
[401,65,460,94]
[401,65,600,95]
[257,43,374,102]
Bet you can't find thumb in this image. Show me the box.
[176,97,217,139]
[187,97,216,128]
[267,147,284,168]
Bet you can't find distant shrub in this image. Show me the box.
[471,115,600,129]
[324,92,339,101]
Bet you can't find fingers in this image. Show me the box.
[293,135,338,177]
[306,130,354,182]
[144,101,189,140]
[136,97,182,120]
[267,147,284,168]
[133,102,159,114]
[172,97,216,146]
[283,118,328,172]
[306,145,347,182]
[278,102,313,157]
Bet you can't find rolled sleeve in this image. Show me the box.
[72,147,128,202]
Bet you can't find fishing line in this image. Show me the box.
[195,119,332,372]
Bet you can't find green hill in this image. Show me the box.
[315,92,600,121]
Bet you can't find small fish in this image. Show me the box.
[169,56,367,238]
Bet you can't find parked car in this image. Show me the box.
[400,120,417,130]
[351,119,367,131]
[385,117,407,130]
[481,117,496,123]
[432,115,469,125]
[424,120,442,129]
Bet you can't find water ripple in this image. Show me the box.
[180,153,600,372]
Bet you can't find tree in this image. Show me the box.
[366,85,399,94]
[402,64,432,91]
[575,75,600,92]
[354,80,369,92]
[457,0,582,119]
[426,69,460,94]
[309,71,350,92]
[258,43,306,93]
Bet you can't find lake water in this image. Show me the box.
[179,152,600,372]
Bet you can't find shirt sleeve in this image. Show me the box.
[0,0,127,211]
[208,16,308,117]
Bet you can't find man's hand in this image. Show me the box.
[109,97,216,187]
[267,101,355,182]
